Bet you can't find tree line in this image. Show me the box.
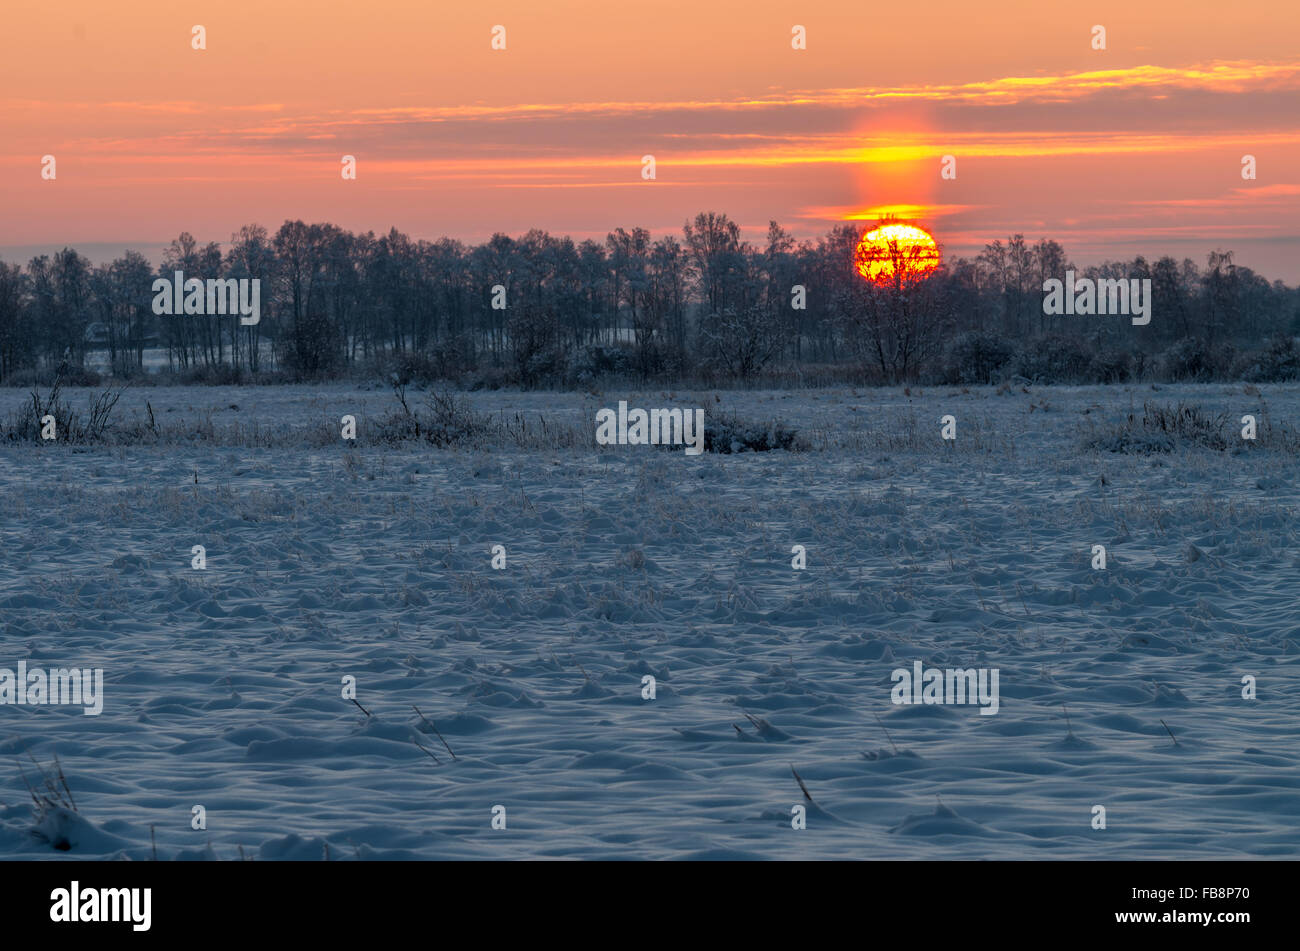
[1,213,1297,387]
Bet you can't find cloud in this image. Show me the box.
[3,57,1298,278]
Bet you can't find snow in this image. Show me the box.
[0,382,1296,859]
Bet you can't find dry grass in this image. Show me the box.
[1082,400,1300,454]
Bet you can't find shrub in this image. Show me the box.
[1012,335,1095,384]
[422,389,492,446]
[1091,349,1132,384]
[940,331,1014,384]
[521,348,569,389]
[385,350,439,386]
[177,363,245,386]
[1159,337,1233,382]
[1233,334,1300,383]
[1083,402,1230,453]
[702,413,806,453]
[59,365,103,387]
[5,363,122,443]
[572,344,638,386]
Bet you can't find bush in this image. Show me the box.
[384,350,439,386]
[571,344,638,386]
[176,363,245,386]
[1159,337,1232,382]
[940,331,1014,384]
[521,348,569,389]
[461,366,513,391]
[421,389,492,446]
[428,336,478,381]
[1233,334,1300,383]
[702,413,806,453]
[6,366,122,443]
[1084,402,1230,453]
[1091,348,1132,384]
[59,365,103,387]
[379,339,479,385]
[370,383,493,447]
[104,360,157,384]
[1012,335,1095,384]
[1131,349,1155,382]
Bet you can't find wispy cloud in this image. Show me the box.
[12,59,1294,124]
[4,54,1299,279]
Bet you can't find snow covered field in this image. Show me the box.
[1,382,1297,859]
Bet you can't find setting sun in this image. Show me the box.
[854,222,942,286]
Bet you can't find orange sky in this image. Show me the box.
[2,0,1299,278]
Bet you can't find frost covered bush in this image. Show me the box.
[1091,348,1133,383]
[1232,335,1300,383]
[372,387,492,447]
[424,336,478,382]
[521,349,569,389]
[571,344,638,386]
[3,364,122,443]
[1084,402,1230,453]
[1159,336,1233,382]
[382,350,440,385]
[421,390,492,446]
[1011,335,1095,384]
[940,331,1014,384]
[702,413,806,453]
[949,334,1127,385]
[177,364,245,386]
[62,365,103,388]
[2,365,103,388]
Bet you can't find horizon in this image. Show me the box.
[2,222,1297,286]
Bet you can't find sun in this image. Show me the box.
[854,221,941,286]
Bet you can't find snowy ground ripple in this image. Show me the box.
[1,383,1297,859]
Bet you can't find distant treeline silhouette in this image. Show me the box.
[1,213,1297,387]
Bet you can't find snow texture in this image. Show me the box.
[0,382,1296,859]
